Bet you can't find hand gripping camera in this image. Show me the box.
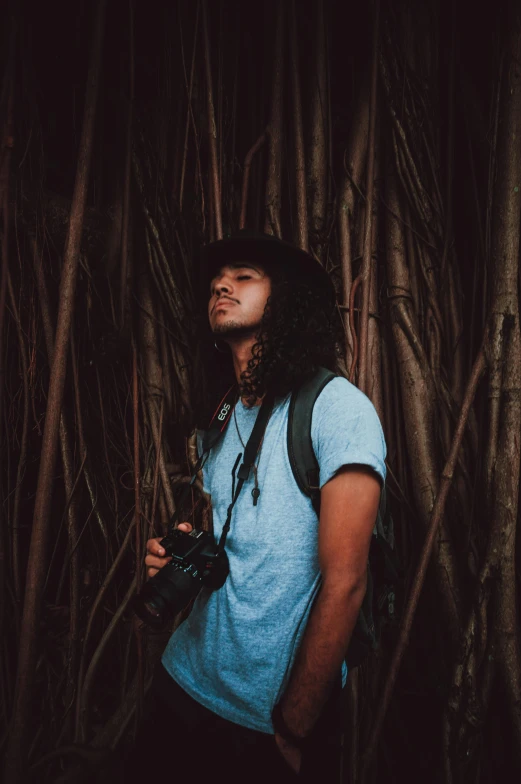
[134,391,274,629]
[133,528,229,628]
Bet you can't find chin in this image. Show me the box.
[213,320,257,339]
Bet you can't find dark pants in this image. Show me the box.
[121,664,343,783]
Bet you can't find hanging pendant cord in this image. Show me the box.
[233,404,267,504]
[166,392,274,549]
[218,395,274,550]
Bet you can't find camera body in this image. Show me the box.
[134,528,229,628]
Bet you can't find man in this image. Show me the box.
[133,231,385,781]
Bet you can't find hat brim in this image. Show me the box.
[199,231,334,299]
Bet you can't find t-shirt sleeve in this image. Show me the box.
[311,377,387,488]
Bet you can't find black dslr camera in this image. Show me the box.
[133,528,229,628]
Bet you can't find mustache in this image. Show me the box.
[211,295,239,313]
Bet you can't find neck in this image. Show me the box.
[227,334,256,384]
[221,333,263,406]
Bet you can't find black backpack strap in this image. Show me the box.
[288,369,400,669]
[287,368,337,516]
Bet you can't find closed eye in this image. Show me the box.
[237,274,252,281]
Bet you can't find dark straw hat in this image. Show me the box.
[199,229,335,299]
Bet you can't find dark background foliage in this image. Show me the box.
[0,1,520,782]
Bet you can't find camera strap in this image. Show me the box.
[166,387,273,543]
[202,385,240,453]
[217,394,274,552]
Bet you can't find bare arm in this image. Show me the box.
[277,465,381,739]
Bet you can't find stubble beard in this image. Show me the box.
[212,319,260,341]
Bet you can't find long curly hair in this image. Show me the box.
[193,272,344,426]
[240,279,344,404]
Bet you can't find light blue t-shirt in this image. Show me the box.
[162,377,386,734]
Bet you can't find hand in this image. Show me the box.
[145,523,193,578]
[274,732,302,775]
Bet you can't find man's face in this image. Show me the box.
[208,262,271,338]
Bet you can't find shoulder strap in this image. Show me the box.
[287,368,337,516]
[200,385,239,455]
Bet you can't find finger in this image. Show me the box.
[146,537,166,556]
[145,556,171,578]
[145,553,171,566]
[177,522,193,533]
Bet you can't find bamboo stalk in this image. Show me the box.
[30,238,81,732]
[338,82,370,368]
[74,514,136,741]
[0,52,14,630]
[4,4,106,780]
[139,271,175,517]
[349,274,362,383]
[358,0,379,394]
[76,577,137,742]
[179,0,200,212]
[202,0,222,240]
[360,347,486,782]
[239,130,266,230]
[289,0,308,250]
[119,0,134,331]
[480,8,521,761]
[366,138,384,423]
[385,170,461,645]
[264,3,284,237]
[308,0,327,260]
[132,338,144,723]
[6,267,29,603]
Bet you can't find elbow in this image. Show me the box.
[322,570,368,605]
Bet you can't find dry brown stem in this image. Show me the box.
[119,0,133,330]
[179,1,200,212]
[239,130,266,230]
[202,0,222,240]
[307,0,327,260]
[131,339,144,721]
[366,141,384,423]
[30,238,81,729]
[348,274,362,383]
[361,347,486,782]
[4,4,106,780]
[264,3,284,237]
[0,54,14,456]
[338,83,370,367]
[74,518,136,741]
[385,172,461,644]
[138,272,175,517]
[289,0,308,250]
[6,266,29,602]
[448,12,521,769]
[76,577,136,744]
[358,0,379,395]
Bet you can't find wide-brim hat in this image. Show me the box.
[198,229,335,301]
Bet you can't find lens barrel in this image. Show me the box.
[133,528,230,627]
[133,561,203,627]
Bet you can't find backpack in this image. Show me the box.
[288,367,400,669]
[199,368,400,669]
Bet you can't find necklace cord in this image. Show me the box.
[233,405,266,504]
[218,395,274,550]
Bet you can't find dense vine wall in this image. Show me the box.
[0,1,520,782]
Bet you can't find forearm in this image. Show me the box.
[278,576,366,738]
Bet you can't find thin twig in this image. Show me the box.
[360,347,487,781]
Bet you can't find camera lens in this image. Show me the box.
[133,591,169,628]
[134,562,203,627]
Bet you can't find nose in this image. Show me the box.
[214,275,233,296]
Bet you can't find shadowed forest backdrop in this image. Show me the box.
[1,0,520,781]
